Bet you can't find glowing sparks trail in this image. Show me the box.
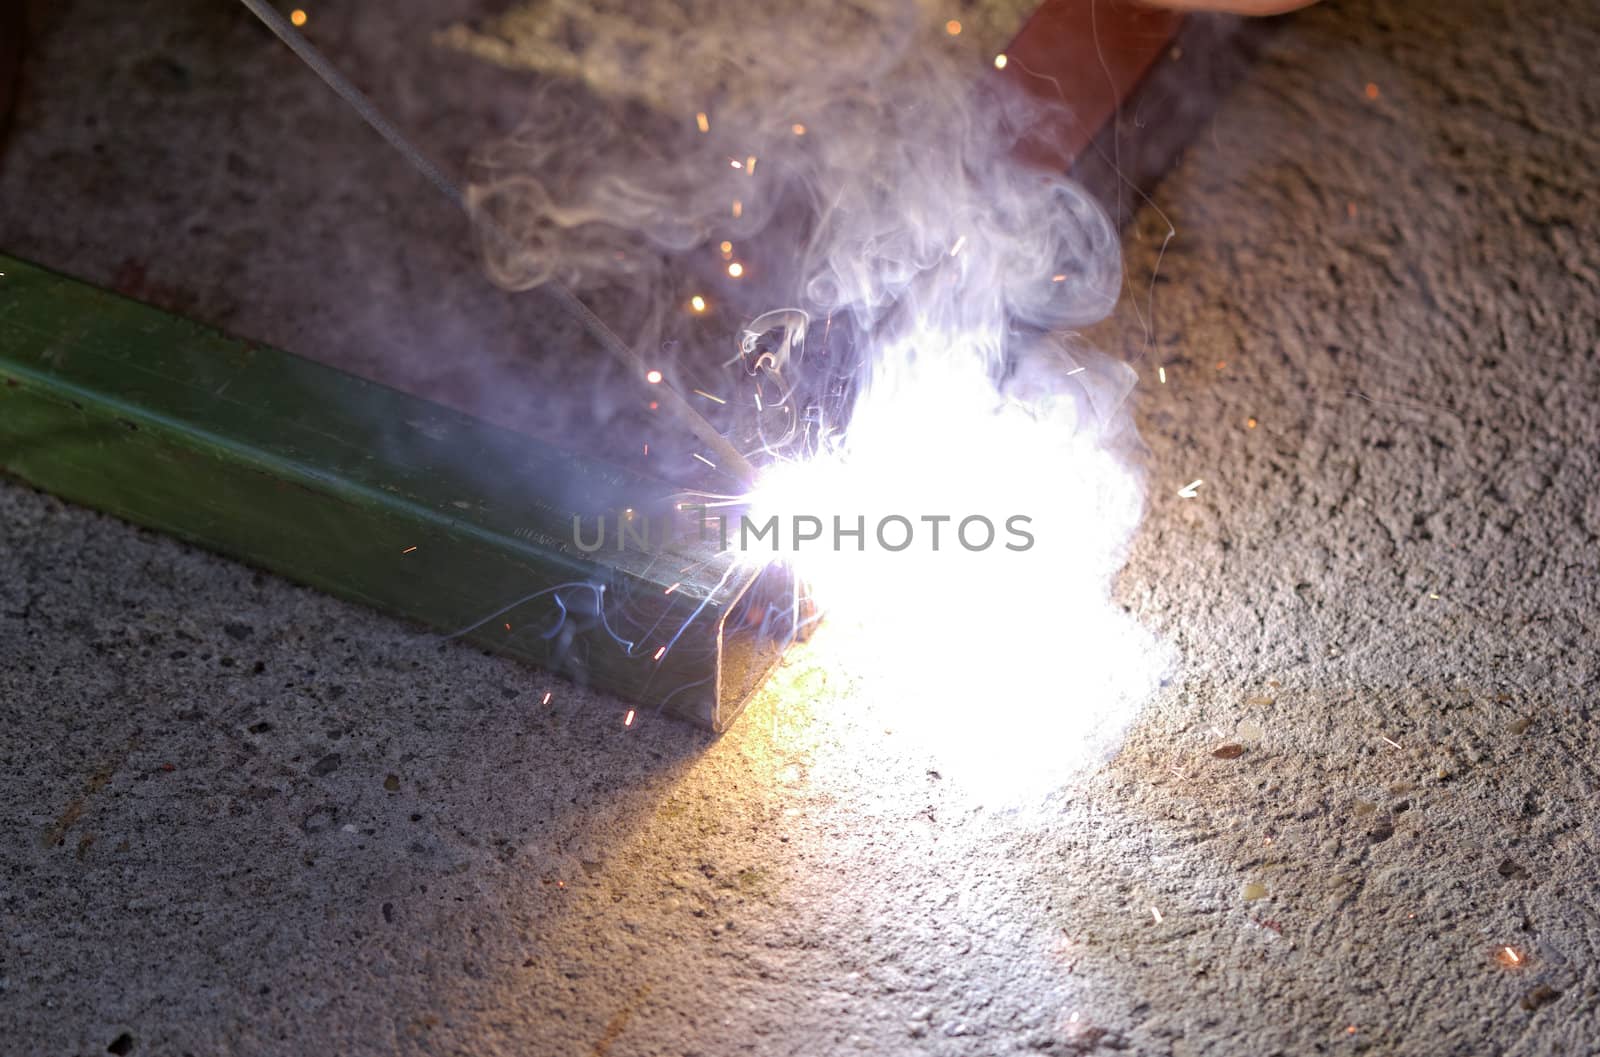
[232,0,758,486]
[437,6,1165,774]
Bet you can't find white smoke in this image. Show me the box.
[455,0,1166,794]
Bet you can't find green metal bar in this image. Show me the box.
[0,254,797,731]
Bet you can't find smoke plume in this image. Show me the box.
[450,0,1165,793]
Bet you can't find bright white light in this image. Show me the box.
[746,331,1165,797]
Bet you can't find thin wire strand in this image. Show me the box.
[235,0,758,486]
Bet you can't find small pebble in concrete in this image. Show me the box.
[1497,858,1529,880]
[1520,984,1562,1012]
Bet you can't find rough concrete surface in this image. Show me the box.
[3,0,1599,1055]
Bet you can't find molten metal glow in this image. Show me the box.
[743,331,1162,794]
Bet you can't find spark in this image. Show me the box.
[690,295,707,313]
[1051,274,1066,282]
[624,709,636,727]
[696,111,710,133]
[402,545,418,554]
[289,8,307,26]
[945,19,962,35]
[648,400,659,410]
[730,158,743,169]
[1066,366,1086,376]
[646,369,663,384]
[1246,417,1258,429]
[1499,946,1523,965]
[664,582,680,595]
[504,622,511,630]
[1380,735,1402,750]
[692,453,716,468]
[949,235,967,257]
[732,200,743,218]
[643,443,649,455]
[753,388,763,411]
[1150,906,1164,924]
[1176,479,1203,499]
[1347,202,1358,219]
[728,262,745,278]
[746,155,758,173]
[994,53,1008,70]
[693,388,727,404]
[542,691,552,705]
[1364,82,1380,101]
[719,240,733,257]
[652,646,667,661]
[1346,1026,1358,1036]
[1158,366,1167,384]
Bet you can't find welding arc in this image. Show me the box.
[233,0,759,487]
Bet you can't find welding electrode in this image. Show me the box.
[233,0,760,488]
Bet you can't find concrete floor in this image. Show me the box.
[4,0,1599,1054]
